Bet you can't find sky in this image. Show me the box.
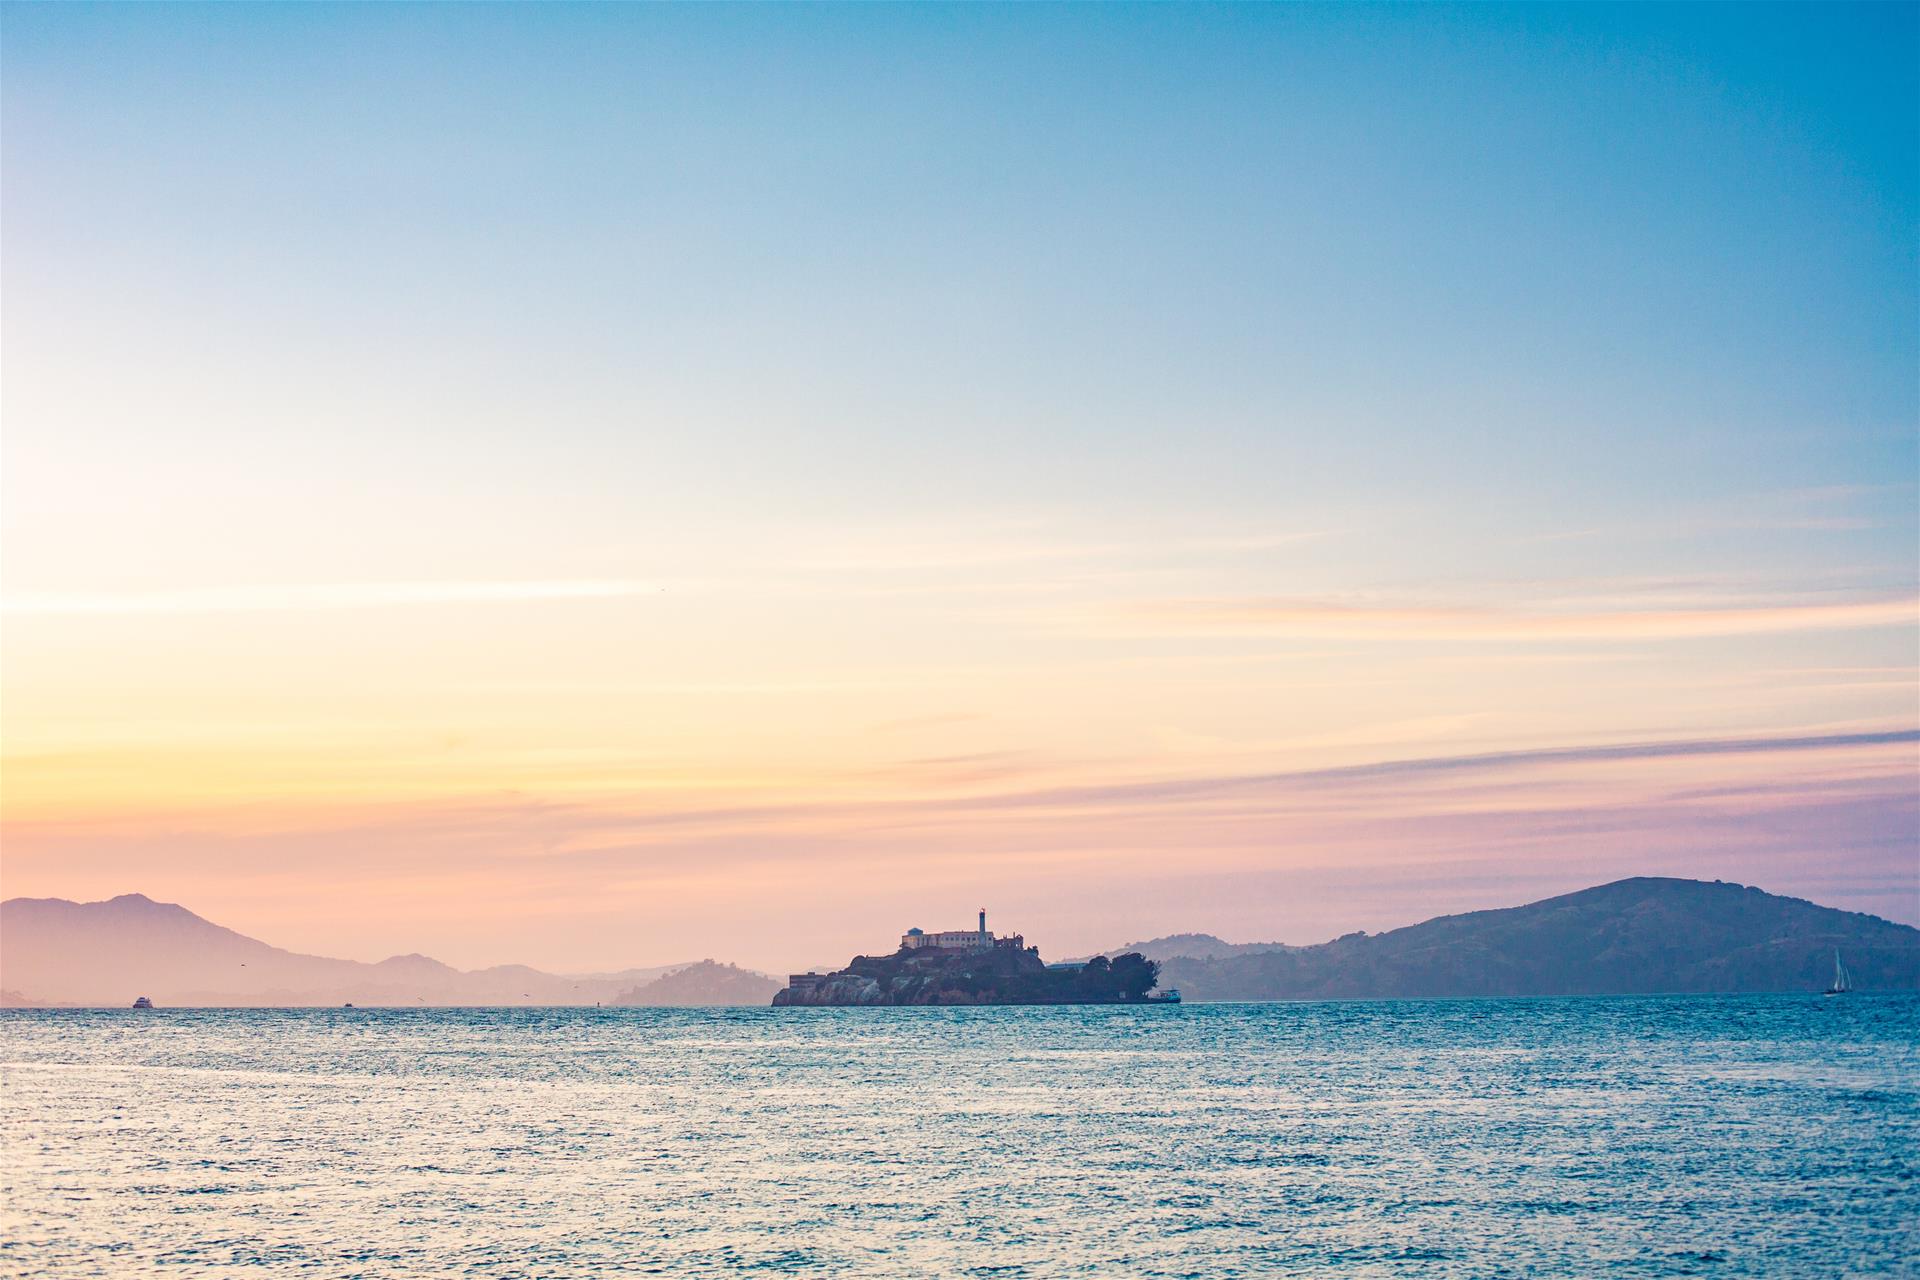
[3,3,1915,974]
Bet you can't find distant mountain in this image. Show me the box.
[1076,932,1292,965]
[0,894,708,1007]
[615,960,784,1007]
[1152,878,1920,1001]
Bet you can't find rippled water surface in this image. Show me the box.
[2,996,1915,1277]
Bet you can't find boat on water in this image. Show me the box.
[131,996,153,1009]
[1823,950,1853,997]
[1147,988,1183,1004]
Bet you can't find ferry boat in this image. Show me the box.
[131,996,153,1009]
[1146,988,1182,1004]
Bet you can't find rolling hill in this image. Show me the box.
[0,894,774,1007]
[1151,878,1920,1000]
[1077,932,1292,964]
[615,960,784,1007]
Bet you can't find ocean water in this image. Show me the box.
[1,996,1914,1278]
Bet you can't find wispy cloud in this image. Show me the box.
[782,527,1328,574]
[1118,594,1918,641]
[1523,484,1910,543]
[1,580,661,617]
[9,726,1915,969]
[960,728,1920,812]
[20,769,1920,971]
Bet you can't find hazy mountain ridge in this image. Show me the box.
[1076,932,1295,964]
[10,878,1913,1007]
[0,894,769,1007]
[1147,878,1920,1000]
[615,961,785,1007]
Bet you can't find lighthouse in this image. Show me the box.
[979,907,987,938]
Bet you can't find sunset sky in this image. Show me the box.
[4,4,1915,974]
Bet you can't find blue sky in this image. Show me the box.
[3,4,1915,967]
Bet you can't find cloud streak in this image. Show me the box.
[1121,595,1918,641]
[961,728,1920,813]
[7,727,1915,969]
[2,579,660,617]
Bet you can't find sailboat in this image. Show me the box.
[1823,949,1853,997]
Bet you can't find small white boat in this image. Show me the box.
[1823,950,1853,997]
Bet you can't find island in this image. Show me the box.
[772,910,1164,1006]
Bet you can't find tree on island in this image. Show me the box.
[1108,952,1158,1000]
[1075,951,1158,1001]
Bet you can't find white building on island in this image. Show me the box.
[900,909,1023,953]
